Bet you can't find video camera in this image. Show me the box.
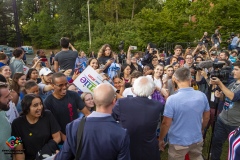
[210,62,231,84]
[196,61,231,84]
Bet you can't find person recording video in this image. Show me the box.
[209,61,240,160]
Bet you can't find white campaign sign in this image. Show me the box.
[73,66,116,93]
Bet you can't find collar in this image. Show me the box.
[87,111,111,118]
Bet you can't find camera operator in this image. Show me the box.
[200,32,210,49]
[211,29,222,49]
[210,61,240,160]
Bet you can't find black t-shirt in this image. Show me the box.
[130,63,143,74]
[44,90,84,134]
[98,56,112,73]
[11,110,60,160]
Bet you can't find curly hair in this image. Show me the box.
[97,44,113,58]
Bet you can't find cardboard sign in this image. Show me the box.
[23,65,29,75]
[73,66,116,93]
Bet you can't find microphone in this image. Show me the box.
[199,60,213,69]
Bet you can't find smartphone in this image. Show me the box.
[74,68,80,74]
[131,46,137,50]
[179,60,184,66]
[41,58,47,62]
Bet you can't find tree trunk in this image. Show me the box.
[131,0,135,20]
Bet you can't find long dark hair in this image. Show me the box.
[26,68,38,80]
[12,73,25,94]
[21,94,44,116]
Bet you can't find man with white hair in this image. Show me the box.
[159,67,210,160]
[112,76,164,160]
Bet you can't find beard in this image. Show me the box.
[0,101,10,111]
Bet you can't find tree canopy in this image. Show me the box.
[1,0,240,52]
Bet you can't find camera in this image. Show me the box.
[210,62,231,84]
[193,62,202,71]
[199,50,207,54]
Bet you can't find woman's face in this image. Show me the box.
[154,65,164,78]
[84,94,94,109]
[18,75,26,87]
[26,85,39,95]
[131,57,137,64]
[28,98,43,118]
[152,58,159,66]
[113,78,121,90]
[30,70,39,80]
[104,47,111,57]
[1,66,11,78]
[68,85,78,93]
[124,66,131,75]
[90,59,99,70]
[173,64,180,71]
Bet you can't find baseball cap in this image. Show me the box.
[39,67,53,76]
[231,49,238,54]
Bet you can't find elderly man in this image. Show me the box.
[159,67,210,160]
[55,83,130,160]
[112,76,164,160]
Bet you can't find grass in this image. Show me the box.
[160,127,228,160]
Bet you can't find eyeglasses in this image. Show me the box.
[53,83,69,88]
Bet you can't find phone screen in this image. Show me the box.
[179,60,184,65]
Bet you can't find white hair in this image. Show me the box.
[133,76,155,97]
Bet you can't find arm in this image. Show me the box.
[60,131,66,141]
[31,58,41,69]
[210,77,234,100]
[52,131,61,144]
[202,111,210,133]
[159,116,172,151]
[117,132,131,160]
[43,84,54,92]
[126,47,132,65]
[54,60,59,73]
[69,43,77,51]
[13,144,25,160]
[81,107,91,116]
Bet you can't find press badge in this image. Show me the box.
[223,97,233,111]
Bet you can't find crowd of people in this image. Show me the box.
[0,33,240,160]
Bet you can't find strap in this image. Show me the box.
[75,117,86,160]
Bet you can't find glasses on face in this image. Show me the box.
[54,82,69,88]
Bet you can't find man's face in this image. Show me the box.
[185,55,193,64]
[39,50,45,57]
[42,74,52,84]
[0,88,12,111]
[174,48,182,56]
[219,52,227,60]
[53,76,68,97]
[166,67,174,77]
[195,58,202,63]
[232,66,240,80]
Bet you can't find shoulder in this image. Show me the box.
[12,116,25,126]
[67,90,79,97]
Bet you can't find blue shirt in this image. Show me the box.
[164,87,210,146]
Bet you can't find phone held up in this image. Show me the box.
[130,46,137,50]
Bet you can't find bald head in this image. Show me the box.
[93,83,116,108]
